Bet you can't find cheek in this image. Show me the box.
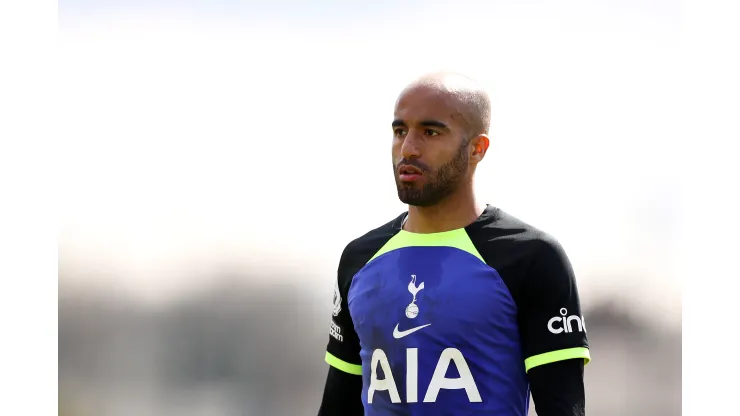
[428,147,454,164]
[391,139,403,158]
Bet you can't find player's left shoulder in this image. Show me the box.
[467,206,568,265]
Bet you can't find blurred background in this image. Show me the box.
[58,0,682,415]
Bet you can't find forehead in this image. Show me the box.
[393,84,467,128]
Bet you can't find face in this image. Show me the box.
[391,85,474,207]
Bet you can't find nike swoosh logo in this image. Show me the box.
[393,323,432,339]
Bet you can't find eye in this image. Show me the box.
[424,129,440,136]
[394,128,408,137]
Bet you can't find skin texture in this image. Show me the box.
[391,72,492,233]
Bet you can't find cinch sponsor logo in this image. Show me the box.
[368,348,481,404]
[329,320,343,342]
[547,308,586,334]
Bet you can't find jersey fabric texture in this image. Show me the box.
[325,206,591,416]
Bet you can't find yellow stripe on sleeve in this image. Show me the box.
[524,347,591,373]
[325,351,362,375]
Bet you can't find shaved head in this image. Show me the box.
[398,72,491,140]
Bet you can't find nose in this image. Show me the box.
[400,129,422,160]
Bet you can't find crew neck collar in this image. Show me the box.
[397,204,498,234]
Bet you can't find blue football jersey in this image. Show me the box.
[325,206,591,416]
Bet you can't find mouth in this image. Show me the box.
[398,164,423,182]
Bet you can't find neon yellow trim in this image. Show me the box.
[369,228,484,263]
[524,347,591,372]
[325,352,362,375]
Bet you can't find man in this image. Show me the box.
[318,72,591,416]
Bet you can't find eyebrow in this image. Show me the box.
[391,119,449,129]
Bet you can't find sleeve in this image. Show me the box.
[318,366,365,416]
[527,358,585,416]
[324,248,363,376]
[519,236,591,373]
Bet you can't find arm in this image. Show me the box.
[528,359,585,416]
[318,367,364,416]
[317,252,364,416]
[519,236,591,416]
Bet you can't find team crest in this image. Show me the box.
[405,274,425,319]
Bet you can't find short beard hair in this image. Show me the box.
[394,137,471,207]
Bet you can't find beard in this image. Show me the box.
[393,143,470,207]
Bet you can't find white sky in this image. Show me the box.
[56,0,683,321]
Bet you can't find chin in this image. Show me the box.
[400,199,437,208]
[397,192,436,207]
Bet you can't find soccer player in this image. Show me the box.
[318,72,591,416]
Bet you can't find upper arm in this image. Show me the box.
[324,247,363,375]
[319,224,401,415]
[528,359,585,416]
[516,236,590,415]
[319,245,364,416]
[318,366,364,416]
[519,236,591,372]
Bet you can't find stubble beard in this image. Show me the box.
[394,144,470,207]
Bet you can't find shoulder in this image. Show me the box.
[337,212,405,278]
[467,206,569,274]
[468,206,561,254]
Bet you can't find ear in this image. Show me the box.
[470,134,490,163]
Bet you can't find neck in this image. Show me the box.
[403,189,486,234]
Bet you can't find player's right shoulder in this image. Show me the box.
[338,212,406,276]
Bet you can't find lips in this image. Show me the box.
[398,164,423,182]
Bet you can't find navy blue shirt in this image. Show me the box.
[323,206,591,416]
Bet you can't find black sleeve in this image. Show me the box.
[528,359,585,416]
[324,246,363,373]
[318,366,364,416]
[519,236,590,414]
[317,220,402,415]
[319,245,364,415]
